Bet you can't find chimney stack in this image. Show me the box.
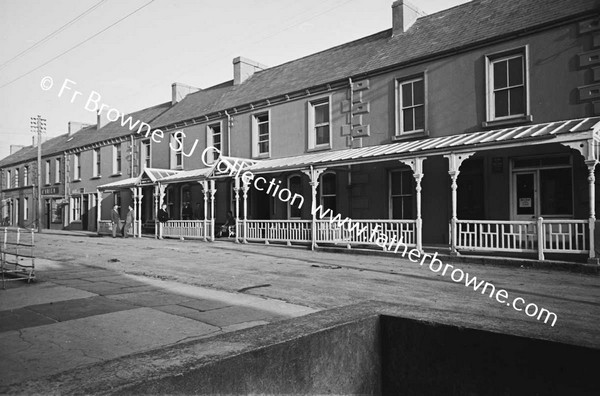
[233,57,267,85]
[9,145,25,155]
[97,111,109,130]
[68,121,91,137]
[392,0,426,35]
[171,83,201,105]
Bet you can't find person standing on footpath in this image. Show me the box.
[157,204,169,239]
[123,205,134,238]
[111,205,122,238]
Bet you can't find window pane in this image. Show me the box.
[314,102,329,124]
[258,122,269,137]
[413,79,424,105]
[401,195,414,219]
[323,196,336,213]
[392,197,403,219]
[322,173,336,195]
[289,176,302,218]
[401,171,413,193]
[316,125,329,145]
[509,86,524,115]
[494,90,509,118]
[401,83,413,107]
[540,168,572,215]
[516,173,535,215]
[391,172,402,195]
[493,60,507,89]
[508,56,523,86]
[259,142,269,154]
[256,114,268,123]
[403,108,414,131]
[414,105,425,131]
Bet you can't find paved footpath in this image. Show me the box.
[0,256,315,389]
[1,230,599,391]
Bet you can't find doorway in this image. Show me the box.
[82,195,89,229]
[513,171,537,221]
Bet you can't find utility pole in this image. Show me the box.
[30,115,46,233]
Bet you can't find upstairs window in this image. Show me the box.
[206,122,222,164]
[6,170,11,188]
[73,153,81,180]
[308,97,331,150]
[23,166,29,186]
[55,158,60,183]
[486,47,529,124]
[113,144,122,174]
[141,139,151,169]
[45,160,51,185]
[397,76,425,135]
[252,112,270,157]
[14,168,19,188]
[93,148,101,177]
[170,132,184,170]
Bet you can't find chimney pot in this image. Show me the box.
[9,145,25,155]
[392,0,426,35]
[68,121,91,136]
[233,56,268,85]
[171,83,201,105]
[97,111,109,130]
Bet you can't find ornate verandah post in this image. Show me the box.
[96,189,103,234]
[137,187,144,238]
[443,152,475,255]
[234,177,240,243]
[130,187,138,237]
[242,175,250,243]
[561,139,599,263]
[301,166,326,251]
[154,183,166,239]
[200,180,209,242]
[399,157,426,253]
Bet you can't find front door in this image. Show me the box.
[513,172,537,221]
[82,195,89,229]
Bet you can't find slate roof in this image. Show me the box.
[62,101,171,151]
[0,133,70,168]
[151,0,599,129]
[0,102,171,168]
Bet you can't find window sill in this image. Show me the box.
[110,173,122,178]
[307,145,331,153]
[392,130,429,142]
[54,182,61,185]
[482,114,533,128]
[90,176,102,180]
[72,179,81,183]
[253,153,271,160]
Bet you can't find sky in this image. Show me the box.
[0,0,470,160]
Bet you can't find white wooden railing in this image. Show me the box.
[315,219,417,249]
[244,220,312,244]
[542,220,589,253]
[163,220,210,240]
[239,219,416,249]
[454,218,590,259]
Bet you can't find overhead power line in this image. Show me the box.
[0,0,108,71]
[0,0,156,90]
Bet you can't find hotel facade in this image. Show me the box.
[2,0,600,263]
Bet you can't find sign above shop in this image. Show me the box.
[41,186,59,195]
